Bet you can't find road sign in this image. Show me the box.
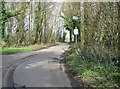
[74,28,78,35]
[73,16,80,20]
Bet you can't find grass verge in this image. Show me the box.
[0,47,32,54]
[0,43,59,54]
[65,43,120,88]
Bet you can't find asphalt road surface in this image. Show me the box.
[2,43,72,88]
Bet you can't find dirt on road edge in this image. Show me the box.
[60,53,95,89]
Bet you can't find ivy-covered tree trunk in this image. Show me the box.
[5,18,12,47]
[43,3,47,44]
[34,2,41,44]
[0,1,5,39]
[117,2,120,52]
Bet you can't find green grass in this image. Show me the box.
[0,44,47,54]
[0,43,59,54]
[0,47,32,54]
[66,43,120,88]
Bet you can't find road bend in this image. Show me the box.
[2,43,72,88]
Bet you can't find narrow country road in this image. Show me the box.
[2,43,72,88]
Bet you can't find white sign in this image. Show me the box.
[73,16,79,20]
[74,28,78,35]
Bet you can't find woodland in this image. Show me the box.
[0,1,120,88]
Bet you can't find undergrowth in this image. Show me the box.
[66,43,120,88]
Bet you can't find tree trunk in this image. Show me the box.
[70,30,72,42]
[117,2,120,52]
[1,1,5,39]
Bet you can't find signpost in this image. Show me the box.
[72,16,80,43]
[74,27,78,43]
